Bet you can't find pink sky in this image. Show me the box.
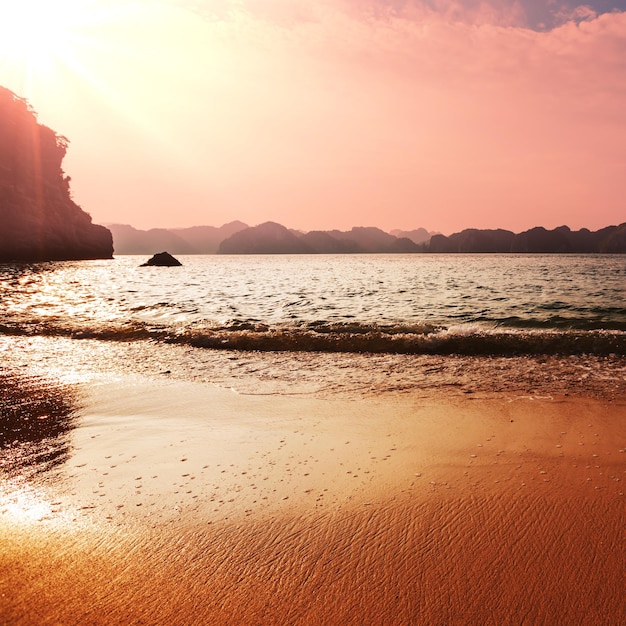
[1,0,625,234]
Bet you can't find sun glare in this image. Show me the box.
[0,0,93,78]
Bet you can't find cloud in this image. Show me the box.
[559,4,598,22]
[28,0,626,231]
[171,2,626,230]
[178,0,625,29]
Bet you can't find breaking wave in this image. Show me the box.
[1,319,624,356]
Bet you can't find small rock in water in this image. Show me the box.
[140,251,182,267]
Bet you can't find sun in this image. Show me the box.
[0,0,93,78]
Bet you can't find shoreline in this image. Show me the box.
[1,366,625,624]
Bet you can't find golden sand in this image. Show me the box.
[1,376,625,624]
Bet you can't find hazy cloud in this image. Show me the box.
[9,0,624,231]
[178,0,626,29]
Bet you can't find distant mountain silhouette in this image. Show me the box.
[108,218,626,256]
[431,224,626,254]
[107,224,195,255]
[218,222,312,254]
[107,221,248,254]
[390,228,438,245]
[300,230,357,253]
[0,86,113,262]
[599,225,626,253]
[218,224,421,254]
[509,225,623,253]
[171,222,248,253]
[329,227,420,253]
[108,221,427,255]
[429,229,516,253]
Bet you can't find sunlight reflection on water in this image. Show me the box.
[0,255,624,334]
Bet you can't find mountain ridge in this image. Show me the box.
[108,221,626,255]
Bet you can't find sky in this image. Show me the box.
[0,0,625,235]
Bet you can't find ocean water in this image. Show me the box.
[0,254,624,355]
[1,253,625,402]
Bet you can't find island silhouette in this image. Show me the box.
[107,220,626,255]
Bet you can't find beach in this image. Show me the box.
[2,0,626,618]
[1,339,625,625]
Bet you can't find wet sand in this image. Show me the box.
[1,373,625,624]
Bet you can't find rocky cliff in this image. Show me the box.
[0,87,113,262]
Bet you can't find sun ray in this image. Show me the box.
[0,1,141,88]
[0,1,80,75]
[0,1,173,148]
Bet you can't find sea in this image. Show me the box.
[1,253,626,398]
